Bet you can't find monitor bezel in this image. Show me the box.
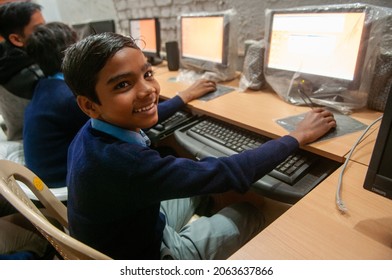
[129,17,161,60]
[179,12,231,71]
[72,19,116,38]
[363,87,392,199]
[89,19,116,34]
[264,6,371,91]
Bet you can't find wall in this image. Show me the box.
[35,0,117,25]
[35,0,392,53]
[112,0,392,53]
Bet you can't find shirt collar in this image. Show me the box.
[91,118,151,147]
[48,72,64,80]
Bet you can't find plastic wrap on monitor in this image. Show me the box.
[264,3,392,114]
[177,9,238,82]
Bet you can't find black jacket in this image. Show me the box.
[0,41,43,99]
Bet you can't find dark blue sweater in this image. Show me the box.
[67,96,299,259]
[23,78,89,187]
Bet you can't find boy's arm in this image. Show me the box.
[156,79,216,123]
[289,107,336,145]
[156,95,185,123]
[176,79,216,103]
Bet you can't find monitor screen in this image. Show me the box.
[181,15,225,64]
[265,8,368,90]
[129,18,161,65]
[178,11,237,80]
[72,19,115,39]
[363,87,392,199]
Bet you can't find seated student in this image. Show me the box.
[62,33,336,260]
[23,22,215,189]
[22,22,88,188]
[0,2,45,141]
[0,3,48,260]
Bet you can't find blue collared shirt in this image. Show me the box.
[48,72,64,80]
[91,118,151,147]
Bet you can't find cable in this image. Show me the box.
[336,115,383,213]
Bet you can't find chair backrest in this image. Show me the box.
[19,181,68,202]
[0,160,112,260]
[0,134,68,201]
[0,85,29,141]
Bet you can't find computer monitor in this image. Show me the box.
[265,7,369,92]
[72,19,116,39]
[129,17,162,65]
[178,10,237,81]
[363,87,392,199]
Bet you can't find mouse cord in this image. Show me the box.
[336,115,383,213]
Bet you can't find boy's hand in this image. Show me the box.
[289,108,336,145]
[177,79,217,103]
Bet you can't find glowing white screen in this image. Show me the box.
[129,18,157,53]
[267,12,366,81]
[181,16,224,63]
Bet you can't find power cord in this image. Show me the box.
[336,115,383,213]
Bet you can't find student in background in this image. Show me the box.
[0,1,45,141]
[23,22,89,188]
[0,2,50,260]
[62,33,336,260]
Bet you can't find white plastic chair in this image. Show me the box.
[0,138,68,201]
[19,181,68,202]
[0,159,112,260]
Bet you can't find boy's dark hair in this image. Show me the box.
[0,2,42,40]
[25,22,78,77]
[62,32,140,104]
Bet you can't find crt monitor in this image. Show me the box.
[129,17,162,65]
[72,19,116,39]
[179,11,237,80]
[363,86,392,199]
[265,7,369,92]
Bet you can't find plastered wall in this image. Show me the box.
[36,0,392,53]
[112,0,392,52]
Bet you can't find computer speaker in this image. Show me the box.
[240,40,266,90]
[165,41,180,71]
[367,52,392,112]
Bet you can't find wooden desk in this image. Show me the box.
[152,61,171,76]
[156,71,382,163]
[229,160,392,259]
[223,112,390,259]
[155,69,391,259]
[348,124,380,166]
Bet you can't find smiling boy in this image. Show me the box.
[62,33,336,260]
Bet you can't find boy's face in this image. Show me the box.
[91,47,160,132]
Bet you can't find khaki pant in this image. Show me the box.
[160,196,264,260]
[0,218,49,258]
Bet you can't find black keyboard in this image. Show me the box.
[159,111,193,131]
[145,111,197,144]
[174,117,340,204]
